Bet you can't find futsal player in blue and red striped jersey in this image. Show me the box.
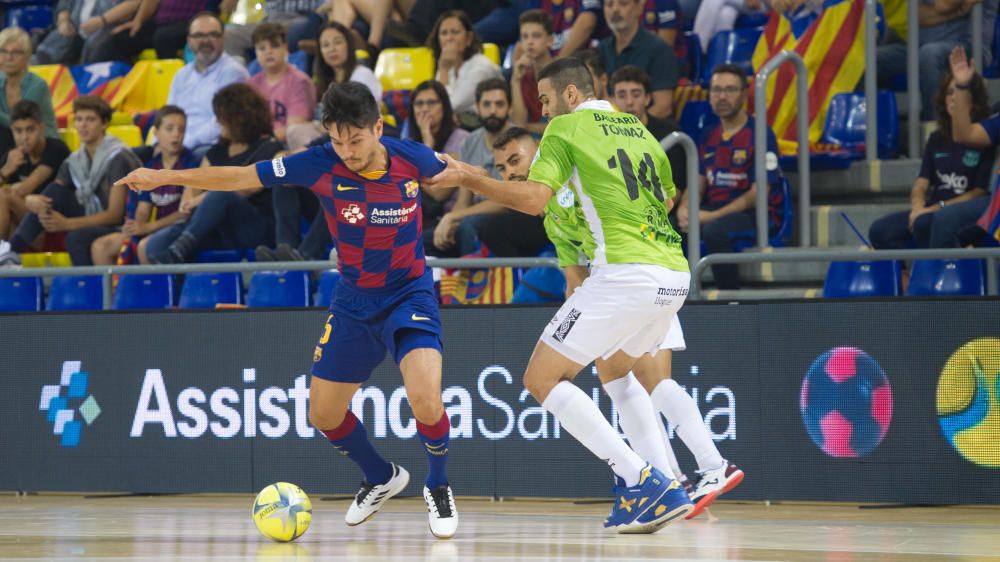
[115,82,458,539]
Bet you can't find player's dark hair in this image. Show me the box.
[537,57,596,99]
[492,126,534,151]
[571,48,605,79]
[710,63,748,89]
[320,81,381,132]
[475,77,511,105]
[609,65,651,96]
[10,99,42,123]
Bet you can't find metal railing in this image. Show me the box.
[0,257,558,310]
[906,0,919,158]
[689,247,1000,300]
[661,132,701,267]
[754,50,811,248]
[865,0,879,162]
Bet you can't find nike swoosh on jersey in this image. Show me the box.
[337,184,360,191]
[411,314,430,321]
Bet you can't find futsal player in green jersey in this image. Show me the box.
[428,58,694,533]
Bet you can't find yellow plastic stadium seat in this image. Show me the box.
[111,111,133,126]
[137,48,158,61]
[375,47,435,92]
[21,252,72,268]
[356,49,369,62]
[60,127,80,151]
[229,0,266,25]
[111,59,184,114]
[483,43,501,66]
[107,125,143,147]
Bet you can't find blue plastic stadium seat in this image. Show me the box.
[905,259,985,297]
[247,270,311,308]
[678,100,719,143]
[112,274,175,310]
[247,50,310,76]
[684,32,702,82]
[314,269,341,307]
[701,27,763,84]
[5,5,53,31]
[819,91,899,159]
[47,275,103,311]
[735,12,769,28]
[0,277,42,312]
[195,249,246,263]
[178,272,243,309]
[823,261,901,298]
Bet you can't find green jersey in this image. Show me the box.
[528,100,688,272]
[542,188,592,267]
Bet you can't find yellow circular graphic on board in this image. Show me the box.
[936,337,1000,468]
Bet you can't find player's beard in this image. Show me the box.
[553,96,571,118]
[510,174,528,182]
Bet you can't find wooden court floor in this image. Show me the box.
[1,494,999,561]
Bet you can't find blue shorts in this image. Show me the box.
[311,272,443,383]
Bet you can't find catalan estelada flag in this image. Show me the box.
[70,61,132,102]
[30,64,78,128]
[750,0,867,155]
[976,173,1000,245]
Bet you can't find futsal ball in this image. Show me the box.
[937,337,1000,468]
[252,482,312,542]
[800,347,893,458]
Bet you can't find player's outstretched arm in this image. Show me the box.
[115,165,263,193]
[427,154,552,216]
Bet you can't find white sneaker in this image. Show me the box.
[687,460,744,519]
[423,485,458,538]
[344,463,410,526]
[0,240,20,267]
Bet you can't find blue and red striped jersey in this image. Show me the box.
[699,117,785,227]
[256,137,446,293]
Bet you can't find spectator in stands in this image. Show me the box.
[71,0,152,62]
[877,0,974,121]
[405,80,469,155]
[0,28,59,147]
[113,0,228,60]
[90,105,198,264]
[480,126,549,256]
[141,84,280,264]
[935,47,1000,248]
[320,0,403,54]
[642,0,691,77]
[247,23,316,144]
[599,0,680,118]
[869,71,992,250]
[286,21,384,151]
[510,9,553,134]
[31,0,122,64]
[609,65,687,193]
[675,64,784,290]
[692,0,764,54]
[0,101,71,239]
[431,78,512,256]
[0,96,139,266]
[314,22,383,102]
[428,10,503,118]
[537,0,602,57]
[168,12,250,156]
[224,0,325,61]
[572,48,610,102]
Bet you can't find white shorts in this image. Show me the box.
[658,314,686,351]
[541,264,690,365]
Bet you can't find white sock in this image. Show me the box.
[603,374,676,480]
[542,380,647,486]
[659,415,684,480]
[651,379,724,472]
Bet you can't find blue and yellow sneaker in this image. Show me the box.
[618,476,693,534]
[603,464,688,531]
